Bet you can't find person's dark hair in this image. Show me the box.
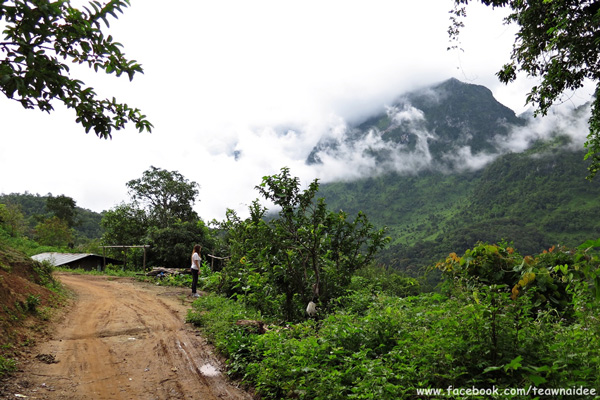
[192,244,202,256]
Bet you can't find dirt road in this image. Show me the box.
[3,273,253,400]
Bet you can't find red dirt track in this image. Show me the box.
[2,273,252,400]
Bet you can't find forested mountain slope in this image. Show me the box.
[0,193,103,240]
[314,79,599,274]
[319,147,600,273]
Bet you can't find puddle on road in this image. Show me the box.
[200,363,220,377]
[175,339,221,377]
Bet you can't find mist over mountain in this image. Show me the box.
[309,78,600,276]
[307,78,587,178]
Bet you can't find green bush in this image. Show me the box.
[218,168,389,322]
[186,293,261,356]
[0,356,16,378]
[25,294,41,313]
[32,260,56,288]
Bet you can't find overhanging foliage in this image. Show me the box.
[0,0,152,137]
[450,0,600,178]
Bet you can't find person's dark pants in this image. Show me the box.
[191,268,199,294]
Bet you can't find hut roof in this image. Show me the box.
[31,252,121,266]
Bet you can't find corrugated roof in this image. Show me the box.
[31,252,100,266]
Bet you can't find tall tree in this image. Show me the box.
[450,0,600,178]
[100,202,148,268]
[0,202,25,237]
[221,168,389,321]
[126,166,200,228]
[46,194,77,228]
[146,220,215,268]
[101,202,148,246]
[34,216,73,246]
[0,0,152,137]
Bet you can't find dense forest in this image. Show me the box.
[319,146,600,275]
[0,192,103,244]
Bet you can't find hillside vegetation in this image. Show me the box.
[0,240,65,378]
[187,220,600,399]
[179,168,600,399]
[319,147,600,275]
[177,80,596,397]
[0,192,104,246]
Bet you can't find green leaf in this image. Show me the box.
[504,355,523,372]
[483,366,503,374]
[578,238,600,250]
[528,374,547,385]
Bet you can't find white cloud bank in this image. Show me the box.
[307,99,593,181]
[0,0,596,221]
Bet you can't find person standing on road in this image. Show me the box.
[190,244,202,297]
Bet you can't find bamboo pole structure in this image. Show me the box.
[100,245,151,271]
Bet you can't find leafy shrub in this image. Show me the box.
[186,293,261,357]
[25,294,41,313]
[437,241,600,317]
[32,260,56,288]
[0,356,16,378]
[218,168,389,322]
[435,242,522,289]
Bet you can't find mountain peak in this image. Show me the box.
[308,78,526,168]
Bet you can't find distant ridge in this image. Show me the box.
[308,78,526,169]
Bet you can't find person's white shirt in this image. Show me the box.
[191,252,201,270]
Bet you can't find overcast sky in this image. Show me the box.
[0,0,592,221]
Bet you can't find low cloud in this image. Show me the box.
[308,104,435,181]
[193,91,593,221]
[293,99,592,183]
[441,146,497,172]
[495,105,590,153]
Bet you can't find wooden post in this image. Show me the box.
[143,246,147,271]
[206,254,230,271]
